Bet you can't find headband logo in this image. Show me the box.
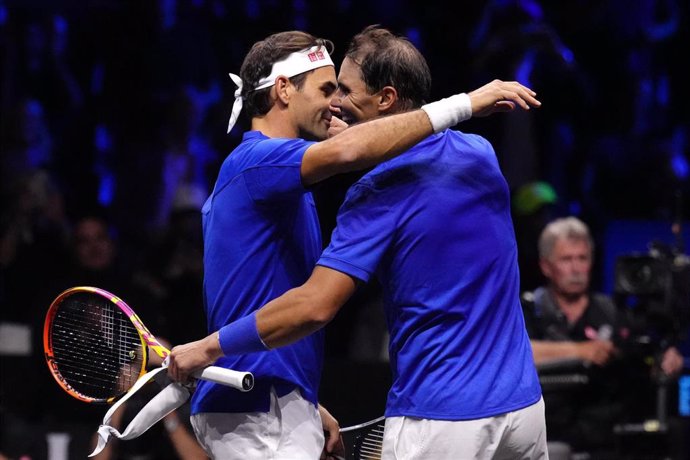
[308,51,325,62]
[227,46,334,133]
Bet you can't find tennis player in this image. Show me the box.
[171,29,542,459]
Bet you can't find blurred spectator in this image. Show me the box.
[148,0,220,101]
[154,87,218,229]
[0,97,53,181]
[560,0,688,225]
[0,169,70,315]
[600,0,681,138]
[141,184,208,346]
[522,216,686,458]
[8,12,83,116]
[1,11,85,167]
[468,0,592,200]
[59,211,166,338]
[65,214,130,291]
[581,122,690,230]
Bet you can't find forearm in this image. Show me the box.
[334,95,473,168]
[339,110,434,167]
[225,267,355,351]
[163,413,209,460]
[305,109,434,184]
[256,286,333,348]
[303,95,471,185]
[531,340,581,365]
[210,290,323,359]
[168,268,355,381]
[532,338,617,367]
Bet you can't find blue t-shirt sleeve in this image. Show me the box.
[243,138,313,203]
[318,182,395,282]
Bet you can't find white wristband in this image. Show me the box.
[421,93,472,133]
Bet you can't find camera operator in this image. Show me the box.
[521,216,684,458]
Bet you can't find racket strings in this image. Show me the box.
[49,294,145,401]
[355,423,384,459]
[52,316,139,366]
[340,419,385,460]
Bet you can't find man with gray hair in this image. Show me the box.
[522,216,684,457]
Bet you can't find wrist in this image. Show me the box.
[218,311,270,356]
[209,331,224,361]
[421,93,472,133]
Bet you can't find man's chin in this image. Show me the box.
[299,128,328,142]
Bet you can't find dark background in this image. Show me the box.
[1,0,689,458]
[2,0,689,280]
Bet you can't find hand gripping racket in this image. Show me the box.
[43,286,254,404]
[338,416,385,460]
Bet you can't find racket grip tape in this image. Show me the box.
[193,366,254,392]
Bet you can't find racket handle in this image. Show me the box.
[193,366,254,392]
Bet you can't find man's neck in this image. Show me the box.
[252,110,298,138]
[550,287,588,324]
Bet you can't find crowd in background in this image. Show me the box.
[1,0,689,458]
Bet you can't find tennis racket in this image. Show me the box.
[43,286,254,404]
[338,416,385,460]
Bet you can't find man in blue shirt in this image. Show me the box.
[170,28,542,459]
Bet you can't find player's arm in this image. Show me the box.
[531,339,615,367]
[300,79,540,185]
[162,411,210,460]
[256,266,356,347]
[167,267,357,382]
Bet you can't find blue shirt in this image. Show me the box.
[191,131,324,414]
[318,130,542,420]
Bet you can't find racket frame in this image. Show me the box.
[44,286,167,404]
[339,415,386,460]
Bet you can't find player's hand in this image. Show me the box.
[319,404,345,459]
[468,79,541,117]
[328,115,348,138]
[167,332,223,384]
[578,339,616,366]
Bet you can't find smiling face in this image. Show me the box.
[291,66,338,141]
[330,57,383,125]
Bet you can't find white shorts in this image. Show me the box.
[382,397,548,460]
[190,388,324,459]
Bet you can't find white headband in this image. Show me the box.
[227,45,335,133]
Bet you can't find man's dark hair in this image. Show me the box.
[345,25,431,111]
[240,31,334,119]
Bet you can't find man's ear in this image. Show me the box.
[378,86,398,112]
[274,76,292,105]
